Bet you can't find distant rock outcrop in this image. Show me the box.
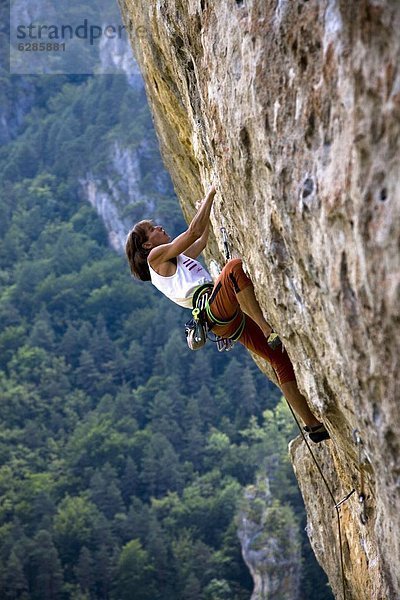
[237,477,301,600]
[78,56,174,253]
[80,141,154,253]
[119,1,400,598]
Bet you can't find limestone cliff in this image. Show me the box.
[77,54,175,253]
[118,0,400,598]
[237,477,301,600]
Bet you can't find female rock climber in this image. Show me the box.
[125,184,329,444]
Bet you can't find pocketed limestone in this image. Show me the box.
[119,1,400,597]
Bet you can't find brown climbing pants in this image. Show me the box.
[208,258,296,385]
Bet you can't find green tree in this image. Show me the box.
[187,350,212,394]
[145,512,171,598]
[58,323,83,367]
[89,465,125,519]
[0,325,26,370]
[126,339,147,387]
[140,433,183,499]
[203,578,231,600]
[28,307,55,351]
[93,544,112,600]
[195,383,218,427]
[156,329,187,381]
[4,550,29,600]
[88,315,115,369]
[238,366,257,421]
[74,546,94,597]
[182,573,202,600]
[172,531,213,596]
[75,350,100,395]
[30,530,63,600]
[181,396,206,471]
[53,495,102,566]
[148,390,182,448]
[218,357,243,402]
[125,497,151,542]
[120,457,139,505]
[112,539,155,600]
[8,345,48,386]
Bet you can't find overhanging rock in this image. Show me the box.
[119,1,400,597]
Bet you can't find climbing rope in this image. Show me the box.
[285,401,355,600]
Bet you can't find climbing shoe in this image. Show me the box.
[267,332,282,350]
[304,423,330,444]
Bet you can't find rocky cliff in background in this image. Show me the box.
[80,136,172,254]
[78,44,175,254]
[80,43,166,254]
[237,477,301,599]
[118,0,400,598]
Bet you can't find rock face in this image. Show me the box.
[237,477,301,600]
[119,0,400,598]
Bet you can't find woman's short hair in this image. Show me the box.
[125,220,153,281]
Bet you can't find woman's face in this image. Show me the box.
[143,222,170,248]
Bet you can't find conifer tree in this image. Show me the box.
[238,366,257,422]
[4,550,29,600]
[113,539,155,600]
[75,350,100,395]
[74,546,94,597]
[120,457,139,505]
[89,466,125,519]
[28,307,55,351]
[30,530,63,600]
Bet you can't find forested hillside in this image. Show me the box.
[0,51,331,600]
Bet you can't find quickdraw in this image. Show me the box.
[185,285,213,351]
[220,226,231,261]
[184,284,237,352]
[352,429,369,525]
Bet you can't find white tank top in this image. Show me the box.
[148,254,213,308]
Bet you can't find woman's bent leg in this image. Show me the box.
[209,259,272,338]
[236,284,272,338]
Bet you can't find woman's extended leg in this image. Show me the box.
[280,380,320,427]
[239,316,320,427]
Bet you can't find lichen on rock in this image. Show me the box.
[119,0,400,597]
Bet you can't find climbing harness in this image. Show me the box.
[184,283,238,352]
[185,226,247,352]
[205,296,246,342]
[284,401,355,600]
[352,429,369,525]
[185,284,213,351]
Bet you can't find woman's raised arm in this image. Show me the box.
[148,184,216,267]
